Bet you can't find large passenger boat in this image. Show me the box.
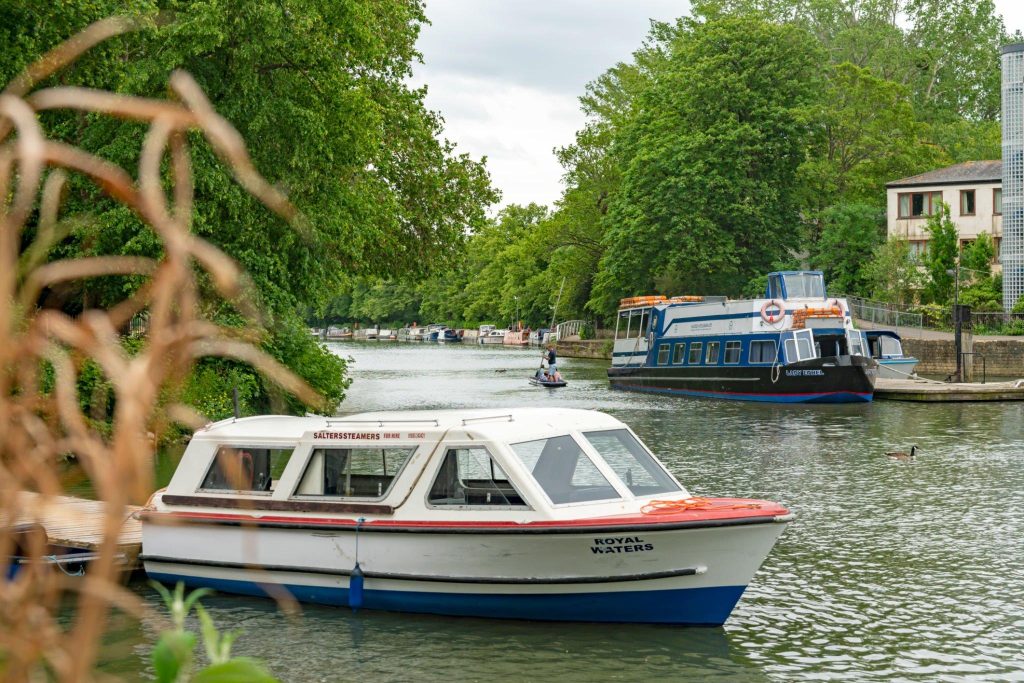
[608,271,877,403]
[141,409,792,625]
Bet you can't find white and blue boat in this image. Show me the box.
[865,330,919,379]
[608,271,877,403]
[141,409,792,625]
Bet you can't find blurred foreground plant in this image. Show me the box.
[150,583,278,683]
[0,16,321,680]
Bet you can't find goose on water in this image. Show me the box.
[886,445,918,460]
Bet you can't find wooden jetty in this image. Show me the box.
[874,378,1024,402]
[5,492,143,570]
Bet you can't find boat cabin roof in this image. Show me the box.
[195,408,623,444]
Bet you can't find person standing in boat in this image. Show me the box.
[545,345,557,378]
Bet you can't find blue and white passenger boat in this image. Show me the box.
[608,271,877,403]
[141,409,792,625]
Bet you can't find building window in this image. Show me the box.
[749,340,777,363]
[908,240,928,258]
[672,343,686,364]
[995,188,1003,216]
[960,189,975,216]
[724,341,741,364]
[705,341,720,364]
[898,191,942,218]
[687,342,703,365]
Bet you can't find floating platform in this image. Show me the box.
[5,492,143,570]
[874,378,1024,402]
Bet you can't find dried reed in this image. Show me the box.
[0,17,320,681]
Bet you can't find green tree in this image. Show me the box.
[922,202,959,304]
[591,16,823,314]
[810,203,885,295]
[961,232,995,279]
[2,1,497,414]
[865,237,923,306]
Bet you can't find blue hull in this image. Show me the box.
[148,571,746,625]
[610,383,872,404]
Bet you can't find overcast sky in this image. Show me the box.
[411,1,1024,210]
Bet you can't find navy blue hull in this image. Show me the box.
[147,571,746,625]
[608,356,876,403]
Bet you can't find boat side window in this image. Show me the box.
[879,336,902,357]
[581,430,681,497]
[705,341,720,365]
[687,342,703,365]
[724,340,741,364]
[200,446,294,493]
[295,447,414,500]
[510,435,620,505]
[427,447,529,508]
[784,338,798,364]
[657,344,670,366]
[672,342,686,364]
[750,340,776,363]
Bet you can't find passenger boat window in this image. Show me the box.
[687,342,703,364]
[724,341,741,364]
[783,330,816,363]
[427,447,529,508]
[200,446,294,492]
[581,430,680,497]
[296,447,414,499]
[782,272,825,299]
[705,341,720,364]
[672,343,686,364]
[847,331,868,357]
[657,344,670,365]
[750,340,776,363]
[510,436,620,505]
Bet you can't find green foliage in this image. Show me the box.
[811,203,885,295]
[592,16,823,314]
[922,202,959,304]
[1012,296,1024,314]
[150,582,279,683]
[181,362,261,422]
[961,232,995,279]
[3,0,496,416]
[865,238,923,307]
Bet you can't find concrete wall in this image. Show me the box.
[903,338,1024,378]
[555,340,612,360]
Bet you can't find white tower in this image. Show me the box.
[1002,44,1024,311]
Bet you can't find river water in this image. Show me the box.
[104,341,1024,681]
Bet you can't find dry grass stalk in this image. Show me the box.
[0,17,321,681]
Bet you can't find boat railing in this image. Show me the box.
[461,414,514,425]
[326,418,441,427]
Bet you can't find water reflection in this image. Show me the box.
[102,342,1024,680]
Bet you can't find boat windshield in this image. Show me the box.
[878,336,903,357]
[580,430,681,497]
[510,435,621,504]
[782,272,825,299]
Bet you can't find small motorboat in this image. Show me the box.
[141,408,792,625]
[438,328,462,343]
[865,330,919,379]
[479,328,507,345]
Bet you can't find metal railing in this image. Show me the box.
[845,297,924,334]
[555,319,590,341]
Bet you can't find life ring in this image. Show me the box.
[760,299,784,324]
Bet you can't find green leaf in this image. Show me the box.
[151,630,196,683]
[192,658,280,683]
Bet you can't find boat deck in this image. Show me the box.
[874,378,1024,402]
[5,492,143,569]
